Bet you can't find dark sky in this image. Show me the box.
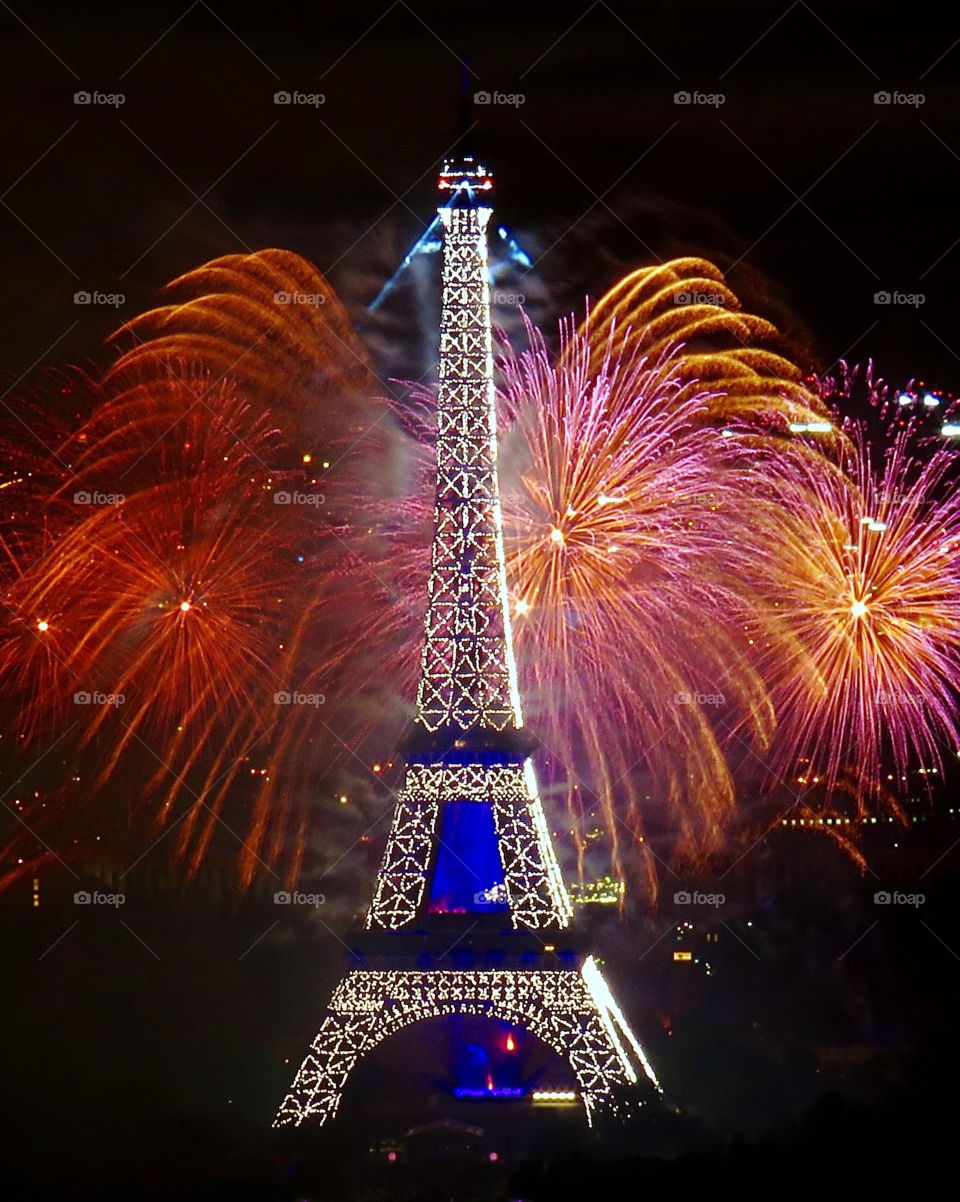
[2,0,958,391]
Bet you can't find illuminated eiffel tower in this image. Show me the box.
[275,158,660,1128]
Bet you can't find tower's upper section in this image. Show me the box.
[412,158,524,742]
[436,157,494,209]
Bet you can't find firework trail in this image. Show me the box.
[0,252,398,890]
[4,250,958,900]
[581,257,833,435]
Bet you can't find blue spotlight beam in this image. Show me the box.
[368,216,443,312]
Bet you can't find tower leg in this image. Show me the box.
[275,961,659,1127]
[275,1012,381,1127]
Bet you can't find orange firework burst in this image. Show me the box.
[0,252,393,890]
[582,257,834,435]
[750,421,960,802]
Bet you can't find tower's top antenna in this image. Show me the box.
[458,56,473,150]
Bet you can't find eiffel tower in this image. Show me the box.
[275,157,660,1128]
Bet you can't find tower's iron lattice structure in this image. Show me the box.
[275,159,660,1128]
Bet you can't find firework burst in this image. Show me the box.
[751,416,960,801]
[5,246,958,901]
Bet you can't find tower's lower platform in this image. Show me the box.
[274,952,660,1128]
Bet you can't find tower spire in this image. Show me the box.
[414,158,522,738]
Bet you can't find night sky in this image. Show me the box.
[3,4,960,1199]
[3,2,959,388]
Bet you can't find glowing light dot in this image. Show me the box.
[302,453,312,463]
[36,620,49,632]
[180,601,191,612]
[851,599,868,620]
[515,598,530,615]
[550,527,564,545]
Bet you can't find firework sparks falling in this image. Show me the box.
[4,246,959,900]
[750,418,960,800]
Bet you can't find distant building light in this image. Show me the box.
[942,424,960,437]
[789,421,833,434]
[673,951,693,962]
